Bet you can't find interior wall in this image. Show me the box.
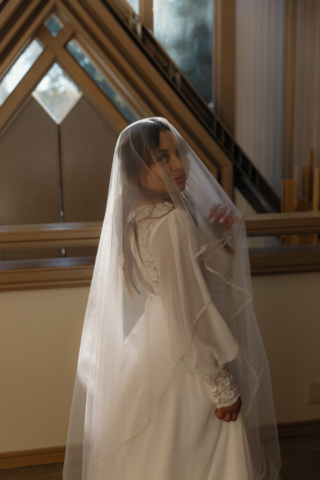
[235,0,285,196]
[0,270,319,453]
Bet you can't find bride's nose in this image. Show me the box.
[170,153,184,173]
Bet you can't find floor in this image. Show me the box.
[1,434,320,479]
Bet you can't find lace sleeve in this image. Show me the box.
[201,363,240,408]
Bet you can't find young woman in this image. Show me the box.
[63,118,281,480]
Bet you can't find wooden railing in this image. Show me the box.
[0,212,319,291]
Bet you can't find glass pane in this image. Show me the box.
[32,63,82,123]
[154,0,213,105]
[125,0,140,14]
[44,15,63,37]
[66,40,138,123]
[0,39,44,106]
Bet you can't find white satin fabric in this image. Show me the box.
[120,293,253,480]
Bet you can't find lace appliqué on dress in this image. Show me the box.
[202,364,240,409]
[128,202,173,295]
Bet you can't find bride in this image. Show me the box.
[63,118,281,480]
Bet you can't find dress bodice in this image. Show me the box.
[128,202,174,295]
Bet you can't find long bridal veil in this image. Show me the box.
[63,118,281,480]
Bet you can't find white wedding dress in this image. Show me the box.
[115,202,254,480]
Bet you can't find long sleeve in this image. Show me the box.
[149,208,240,409]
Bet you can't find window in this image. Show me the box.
[32,63,82,124]
[0,39,44,106]
[66,40,138,123]
[154,0,213,106]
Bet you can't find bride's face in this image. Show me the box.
[141,130,187,193]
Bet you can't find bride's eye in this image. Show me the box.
[157,154,169,162]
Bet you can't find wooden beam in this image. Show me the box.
[55,0,153,119]
[0,47,55,132]
[214,0,236,135]
[0,0,46,54]
[0,0,56,79]
[0,0,24,30]
[140,0,153,33]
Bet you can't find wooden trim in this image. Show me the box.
[249,243,320,275]
[0,245,319,292]
[0,0,55,79]
[1,418,319,469]
[140,0,153,33]
[0,445,66,470]
[1,212,319,251]
[0,47,55,133]
[1,18,75,132]
[244,211,320,237]
[213,0,236,135]
[35,24,128,131]
[0,0,24,30]
[0,222,101,250]
[282,0,297,180]
[0,0,45,53]
[0,257,94,291]
[55,1,153,119]
[214,0,220,118]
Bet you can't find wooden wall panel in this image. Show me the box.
[60,96,119,257]
[0,97,62,261]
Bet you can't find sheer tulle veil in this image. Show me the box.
[63,117,281,480]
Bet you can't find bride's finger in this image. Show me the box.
[202,204,221,218]
[218,209,233,224]
[224,412,232,422]
[209,205,227,223]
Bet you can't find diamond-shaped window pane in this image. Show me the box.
[66,40,138,123]
[32,63,82,124]
[44,15,63,37]
[0,39,44,106]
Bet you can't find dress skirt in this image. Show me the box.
[117,292,254,480]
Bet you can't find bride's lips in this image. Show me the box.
[174,173,186,184]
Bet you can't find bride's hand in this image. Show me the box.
[215,397,242,422]
[202,204,243,230]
